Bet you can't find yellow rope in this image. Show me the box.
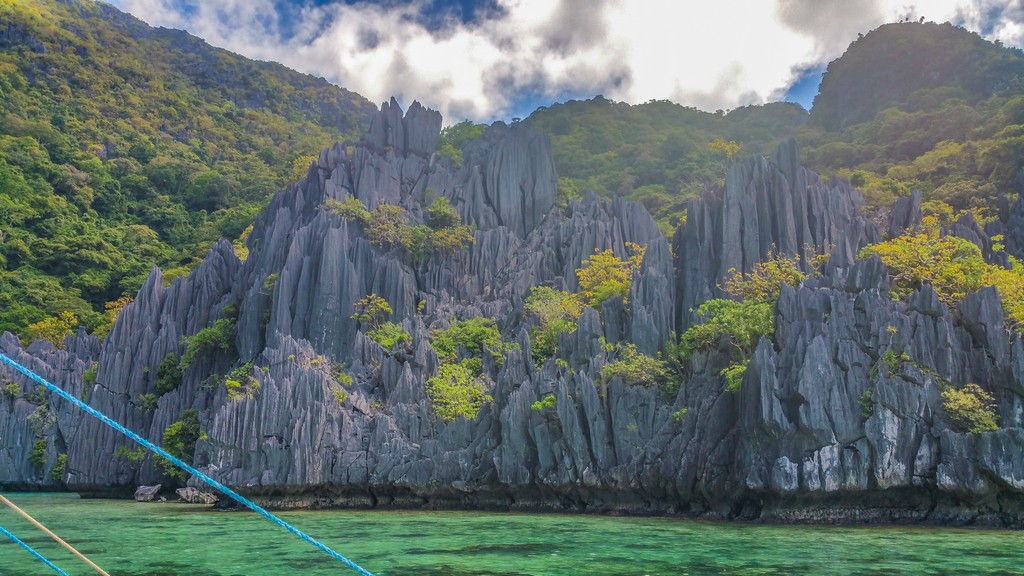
[0,494,111,576]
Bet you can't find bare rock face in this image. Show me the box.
[5,102,1024,525]
[176,486,218,504]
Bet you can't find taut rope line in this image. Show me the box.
[0,352,375,576]
[0,494,111,575]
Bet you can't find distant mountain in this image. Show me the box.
[810,22,1024,131]
[0,0,375,334]
[800,22,1024,211]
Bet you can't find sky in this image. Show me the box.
[106,0,1024,125]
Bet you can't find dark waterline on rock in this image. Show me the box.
[1,494,1022,576]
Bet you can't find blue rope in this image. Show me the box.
[0,352,375,576]
[0,523,71,576]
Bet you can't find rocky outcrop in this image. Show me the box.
[134,484,161,502]
[176,486,218,504]
[5,102,1024,525]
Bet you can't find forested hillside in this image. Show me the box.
[524,22,1024,231]
[0,0,374,336]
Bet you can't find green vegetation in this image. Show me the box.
[25,311,78,348]
[3,382,22,398]
[0,0,371,338]
[331,385,348,406]
[154,354,182,395]
[82,361,98,388]
[671,407,688,423]
[157,408,206,480]
[436,121,486,167]
[432,317,507,370]
[525,97,806,233]
[49,453,66,481]
[424,362,492,423]
[860,389,875,420]
[367,322,411,351]
[115,445,147,469]
[576,243,645,307]
[28,439,47,469]
[860,218,1024,329]
[601,341,671,389]
[683,252,805,392]
[524,286,584,364]
[324,196,475,258]
[942,383,999,434]
[224,361,258,401]
[531,395,557,411]
[136,393,158,411]
[180,317,236,368]
[351,293,392,330]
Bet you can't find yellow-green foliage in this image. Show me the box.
[224,361,258,401]
[331,385,348,406]
[367,321,411,351]
[351,293,392,330]
[601,341,670,388]
[431,317,512,371]
[942,383,999,434]
[25,311,78,348]
[682,299,773,357]
[425,362,492,422]
[576,242,645,307]
[859,219,1024,328]
[49,453,66,481]
[324,197,474,256]
[531,395,557,411]
[721,362,747,392]
[721,252,807,304]
[524,286,584,363]
[92,295,132,340]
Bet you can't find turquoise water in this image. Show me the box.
[1,493,1022,575]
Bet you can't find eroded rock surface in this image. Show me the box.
[4,102,1024,525]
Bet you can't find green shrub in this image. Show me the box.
[682,299,773,356]
[426,197,460,229]
[82,361,98,387]
[860,389,875,419]
[137,393,158,411]
[323,197,370,222]
[942,383,999,434]
[525,286,583,364]
[28,439,47,468]
[671,407,688,423]
[351,294,392,330]
[155,354,182,395]
[367,321,411,351]
[331,385,348,405]
[224,361,258,400]
[157,409,206,480]
[531,395,557,411]
[601,342,671,388]
[721,361,748,393]
[432,317,502,362]
[262,273,279,294]
[425,362,492,422]
[180,318,236,368]
[50,453,67,481]
[2,382,20,398]
[115,445,147,470]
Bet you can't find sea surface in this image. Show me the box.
[1,493,1021,575]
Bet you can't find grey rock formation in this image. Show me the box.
[134,484,161,502]
[176,486,218,504]
[5,102,1024,525]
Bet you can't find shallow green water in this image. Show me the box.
[1,494,1022,576]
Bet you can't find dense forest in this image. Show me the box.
[0,0,373,336]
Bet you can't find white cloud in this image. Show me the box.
[108,0,1024,123]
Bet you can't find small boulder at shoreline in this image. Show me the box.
[176,487,219,504]
[134,484,161,502]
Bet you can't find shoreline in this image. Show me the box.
[8,485,1021,530]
